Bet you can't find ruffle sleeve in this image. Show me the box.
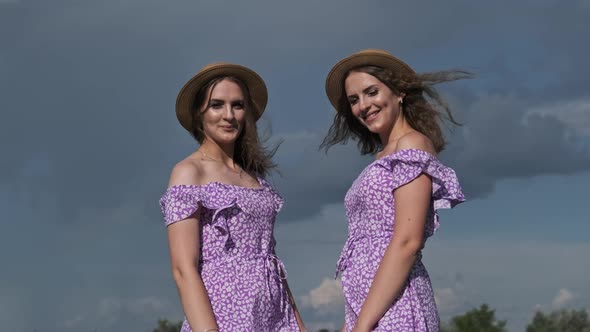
[374,149,465,230]
[159,185,209,226]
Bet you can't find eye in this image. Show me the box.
[348,97,358,105]
[209,101,223,109]
[232,101,244,109]
[367,89,378,96]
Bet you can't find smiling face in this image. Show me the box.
[344,71,404,138]
[199,78,246,146]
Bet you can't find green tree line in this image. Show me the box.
[153,305,590,332]
[439,304,590,332]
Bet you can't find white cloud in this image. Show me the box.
[274,203,347,326]
[300,278,345,314]
[435,287,460,315]
[63,315,85,329]
[528,97,590,136]
[278,199,590,332]
[4,2,590,332]
[272,90,590,222]
[552,288,574,308]
[98,296,168,318]
[60,296,173,329]
[97,298,123,326]
[274,203,347,295]
[425,238,590,331]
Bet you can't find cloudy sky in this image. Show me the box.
[2,0,590,331]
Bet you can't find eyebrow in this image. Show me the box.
[210,98,244,102]
[347,85,378,99]
[362,85,378,94]
[208,99,245,107]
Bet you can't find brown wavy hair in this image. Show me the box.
[321,66,472,154]
[190,76,278,177]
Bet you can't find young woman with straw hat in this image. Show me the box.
[322,49,470,332]
[160,63,304,332]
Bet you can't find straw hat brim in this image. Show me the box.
[175,63,268,132]
[325,49,416,111]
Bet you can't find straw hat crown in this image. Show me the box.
[325,49,416,110]
[175,62,268,132]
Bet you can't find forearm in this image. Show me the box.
[355,243,419,330]
[283,279,306,331]
[293,306,305,332]
[174,269,218,331]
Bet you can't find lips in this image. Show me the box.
[220,125,236,131]
[362,110,380,123]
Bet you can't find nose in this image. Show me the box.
[222,104,235,121]
[359,96,371,113]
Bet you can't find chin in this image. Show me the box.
[365,122,385,135]
[209,135,238,146]
[221,137,239,145]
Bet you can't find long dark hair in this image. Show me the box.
[320,66,472,154]
[190,76,278,177]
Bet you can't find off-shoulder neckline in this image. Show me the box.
[372,148,438,165]
[165,177,267,192]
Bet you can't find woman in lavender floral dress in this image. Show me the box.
[322,49,471,332]
[160,63,304,332]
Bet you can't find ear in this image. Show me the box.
[398,93,406,104]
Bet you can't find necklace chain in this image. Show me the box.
[199,150,242,175]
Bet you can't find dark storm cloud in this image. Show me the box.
[2,0,590,225]
[2,1,590,331]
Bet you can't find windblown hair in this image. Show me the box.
[190,76,278,177]
[320,66,472,154]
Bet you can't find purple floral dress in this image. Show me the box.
[335,149,465,332]
[160,178,300,332]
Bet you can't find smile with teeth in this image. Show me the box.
[362,109,380,122]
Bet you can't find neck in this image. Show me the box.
[380,115,412,149]
[199,139,235,164]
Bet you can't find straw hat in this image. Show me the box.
[175,62,268,132]
[325,49,416,110]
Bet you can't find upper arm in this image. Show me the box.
[168,215,201,270]
[167,161,202,269]
[391,133,434,247]
[392,175,431,247]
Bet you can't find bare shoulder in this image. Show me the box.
[395,131,437,156]
[168,157,204,187]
